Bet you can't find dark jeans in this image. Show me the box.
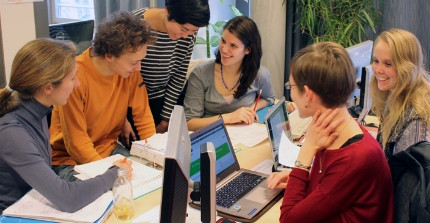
[52,143,130,182]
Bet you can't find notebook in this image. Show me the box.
[265,97,301,171]
[189,119,283,221]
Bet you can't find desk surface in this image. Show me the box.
[106,136,281,222]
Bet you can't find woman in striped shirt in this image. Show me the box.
[122,0,209,144]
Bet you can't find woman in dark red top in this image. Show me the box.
[267,42,394,223]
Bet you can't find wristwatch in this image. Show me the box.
[294,160,311,170]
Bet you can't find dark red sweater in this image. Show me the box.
[280,126,394,223]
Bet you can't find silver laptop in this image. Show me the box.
[189,119,283,220]
[265,97,297,171]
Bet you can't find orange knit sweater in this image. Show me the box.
[50,48,155,165]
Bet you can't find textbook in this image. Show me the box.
[130,133,168,167]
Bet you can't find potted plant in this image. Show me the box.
[290,0,380,47]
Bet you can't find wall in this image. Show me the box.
[372,0,429,68]
[251,0,286,99]
[0,0,47,86]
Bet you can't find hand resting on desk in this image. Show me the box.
[267,170,291,189]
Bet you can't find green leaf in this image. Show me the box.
[210,36,221,47]
[195,37,206,45]
[229,5,243,17]
[361,10,376,33]
[220,0,225,3]
[212,21,226,35]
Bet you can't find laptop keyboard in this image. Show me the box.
[216,172,266,208]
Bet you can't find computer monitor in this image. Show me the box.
[49,20,94,55]
[159,105,191,223]
[345,40,373,117]
[357,65,374,123]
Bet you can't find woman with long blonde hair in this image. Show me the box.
[370,28,430,157]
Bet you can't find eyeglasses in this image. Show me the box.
[284,81,296,90]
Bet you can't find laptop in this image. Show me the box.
[265,97,301,171]
[189,119,283,221]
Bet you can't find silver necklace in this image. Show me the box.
[220,64,241,91]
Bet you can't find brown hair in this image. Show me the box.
[92,11,154,57]
[290,42,356,108]
[0,38,76,117]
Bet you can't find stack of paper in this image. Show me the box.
[130,133,168,167]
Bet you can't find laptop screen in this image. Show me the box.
[190,119,238,183]
[265,97,291,168]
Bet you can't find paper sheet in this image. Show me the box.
[278,131,300,167]
[226,123,268,147]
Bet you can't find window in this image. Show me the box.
[49,0,94,24]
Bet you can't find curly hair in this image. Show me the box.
[93,11,154,57]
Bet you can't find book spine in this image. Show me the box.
[130,144,165,166]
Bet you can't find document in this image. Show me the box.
[278,131,301,167]
[226,123,268,147]
[74,154,163,199]
[3,189,112,223]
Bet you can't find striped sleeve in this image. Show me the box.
[134,8,197,121]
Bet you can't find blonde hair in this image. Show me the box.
[370,29,430,147]
[0,38,76,117]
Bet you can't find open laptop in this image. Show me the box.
[265,97,301,171]
[189,119,283,221]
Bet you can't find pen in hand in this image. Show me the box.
[253,89,262,112]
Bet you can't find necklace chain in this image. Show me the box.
[220,64,241,91]
[319,117,355,174]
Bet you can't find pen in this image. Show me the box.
[253,89,262,111]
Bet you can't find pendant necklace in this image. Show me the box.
[220,64,242,91]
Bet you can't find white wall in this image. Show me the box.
[0,1,41,85]
[251,0,286,99]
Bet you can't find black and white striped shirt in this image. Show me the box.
[134,8,196,121]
